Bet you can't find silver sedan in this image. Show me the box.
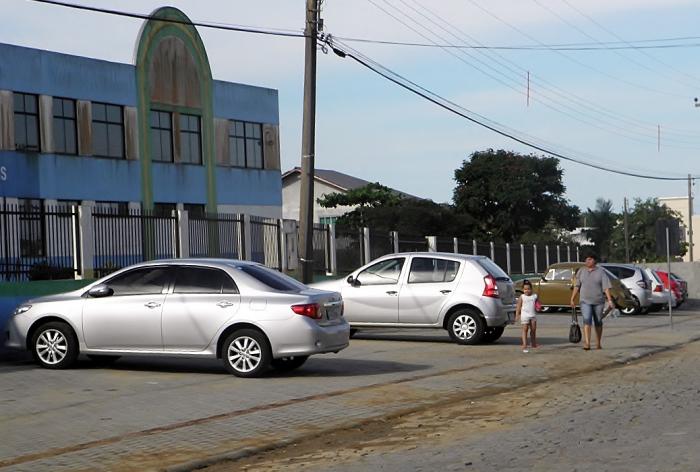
[5,259,349,377]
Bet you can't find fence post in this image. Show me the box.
[363,227,371,265]
[77,204,94,279]
[490,241,495,260]
[567,245,571,262]
[391,231,399,253]
[533,244,538,274]
[557,245,561,263]
[520,243,525,274]
[242,214,252,260]
[427,236,437,252]
[176,210,189,258]
[472,239,477,255]
[453,237,459,254]
[545,245,550,267]
[506,243,511,275]
[278,219,287,272]
[71,204,81,276]
[576,246,580,262]
[328,223,337,275]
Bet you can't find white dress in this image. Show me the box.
[519,293,538,325]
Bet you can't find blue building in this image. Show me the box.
[0,7,282,221]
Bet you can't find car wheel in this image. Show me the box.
[31,321,79,370]
[539,306,556,313]
[482,326,505,343]
[271,355,309,372]
[87,355,121,365]
[621,296,641,316]
[222,329,271,378]
[447,309,485,345]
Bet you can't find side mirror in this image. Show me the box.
[346,275,361,287]
[88,284,114,298]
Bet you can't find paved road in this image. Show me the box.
[0,310,697,471]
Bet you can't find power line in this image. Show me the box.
[323,38,699,181]
[29,0,307,38]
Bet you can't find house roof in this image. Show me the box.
[282,167,420,199]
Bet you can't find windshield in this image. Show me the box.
[477,258,509,280]
[237,264,306,292]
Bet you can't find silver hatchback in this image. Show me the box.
[5,259,349,377]
[311,253,516,345]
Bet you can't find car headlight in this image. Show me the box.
[12,305,32,316]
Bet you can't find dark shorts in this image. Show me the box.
[580,302,604,327]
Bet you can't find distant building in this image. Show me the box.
[0,7,282,222]
[658,196,699,262]
[282,167,417,224]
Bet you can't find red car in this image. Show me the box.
[655,271,683,307]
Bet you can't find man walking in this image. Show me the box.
[570,254,614,350]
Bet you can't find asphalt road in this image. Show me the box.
[1,309,698,472]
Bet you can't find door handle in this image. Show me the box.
[386,291,398,296]
[144,301,161,309]
[440,290,452,295]
[216,301,235,308]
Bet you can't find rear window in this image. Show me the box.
[476,258,509,280]
[237,264,306,292]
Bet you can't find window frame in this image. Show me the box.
[172,266,239,295]
[13,92,40,152]
[356,257,406,286]
[227,120,264,169]
[52,97,78,155]
[179,113,202,165]
[102,266,172,297]
[150,109,174,163]
[92,102,125,159]
[408,257,461,284]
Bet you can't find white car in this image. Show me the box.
[311,253,516,345]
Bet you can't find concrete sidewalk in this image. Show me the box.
[1,312,697,471]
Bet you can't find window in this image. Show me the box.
[319,217,338,225]
[51,97,77,155]
[150,110,173,162]
[105,267,171,296]
[173,267,238,294]
[179,114,201,164]
[477,258,510,280]
[184,203,206,218]
[408,258,460,284]
[92,102,124,158]
[544,268,573,281]
[94,201,129,216]
[237,264,306,292]
[153,202,176,217]
[356,258,405,286]
[14,93,40,151]
[227,120,263,168]
[18,199,45,257]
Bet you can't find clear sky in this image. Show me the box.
[3,0,700,213]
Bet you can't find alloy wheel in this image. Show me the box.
[35,329,68,365]
[228,336,262,373]
[452,314,477,340]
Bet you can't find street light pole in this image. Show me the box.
[298,0,320,283]
[623,197,630,263]
[688,174,694,262]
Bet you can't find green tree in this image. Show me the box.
[583,198,618,261]
[453,149,580,242]
[317,183,400,228]
[610,198,686,262]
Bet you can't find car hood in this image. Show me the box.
[26,289,85,305]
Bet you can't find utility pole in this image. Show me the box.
[688,174,694,262]
[623,197,630,263]
[298,0,320,283]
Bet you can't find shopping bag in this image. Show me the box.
[569,308,582,343]
[534,299,543,312]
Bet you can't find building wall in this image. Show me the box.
[658,196,699,262]
[282,173,357,223]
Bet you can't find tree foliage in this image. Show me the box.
[583,198,618,261]
[453,149,580,242]
[317,183,400,228]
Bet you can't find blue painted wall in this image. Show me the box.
[216,168,282,205]
[213,81,279,124]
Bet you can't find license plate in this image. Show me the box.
[324,302,342,320]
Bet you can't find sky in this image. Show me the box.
[2,0,700,213]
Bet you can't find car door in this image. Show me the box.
[399,257,460,324]
[342,257,406,324]
[536,267,575,306]
[162,266,241,351]
[82,266,171,350]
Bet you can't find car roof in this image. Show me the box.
[546,262,584,269]
[127,258,258,270]
[377,252,488,261]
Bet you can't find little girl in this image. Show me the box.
[516,280,539,353]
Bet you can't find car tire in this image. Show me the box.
[539,306,556,313]
[271,355,309,373]
[87,355,121,365]
[621,296,641,316]
[482,326,505,343]
[31,321,79,370]
[447,309,485,345]
[222,329,271,378]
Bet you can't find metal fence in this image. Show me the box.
[0,203,80,281]
[369,229,394,261]
[189,212,244,259]
[398,234,427,252]
[250,216,282,271]
[335,227,363,275]
[93,208,179,278]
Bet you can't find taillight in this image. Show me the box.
[291,303,321,319]
[653,285,663,292]
[483,275,500,298]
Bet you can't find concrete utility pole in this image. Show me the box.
[623,197,630,263]
[688,174,694,262]
[298,0,320,283]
